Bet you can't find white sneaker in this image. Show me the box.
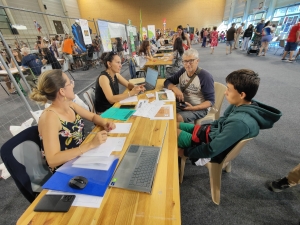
[194,158,211,166]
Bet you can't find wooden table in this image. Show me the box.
[154,53,172,58]
[17,79,181,225]
[145,59,172,78]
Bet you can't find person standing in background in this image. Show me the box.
[210,27,219,54]
[241,24,254,51]
[226,23,236,55]
[234,23,244,49]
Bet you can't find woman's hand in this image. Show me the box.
[105,121,116,131]
[130,85,145,95]
[89,130,107,149]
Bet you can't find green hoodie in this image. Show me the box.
[184,100,282,163]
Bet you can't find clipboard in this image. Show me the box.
[43,158,119,197]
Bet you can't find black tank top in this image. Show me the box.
[95,71,119,113]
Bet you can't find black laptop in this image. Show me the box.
[137,68,159,91]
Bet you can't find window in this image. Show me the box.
[274,7,287,17]
[254,13,264,20]
[223,20,228,25]
[0,8,12,35]
[248,15,254,21]
[286,5,300,15]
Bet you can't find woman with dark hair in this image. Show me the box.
[172,25,190,49]
[10,49,23,67]
[210,26,219,54]
[166,37,184,77]
[258,21,275,56]
[41,48,61,69]
[241,24,254,51]
[94,52,145,112]
[138,40,153,61]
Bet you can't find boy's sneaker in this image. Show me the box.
[281,58,287,61]
[288,59,294,63]
[268,177,291,192]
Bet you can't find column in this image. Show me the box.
[228,0,237,26]
[242,0,252,23]
[266,0,277,21]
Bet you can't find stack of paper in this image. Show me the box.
[72,155,117,170]
[120,96,138,103]
[133,100,164,118]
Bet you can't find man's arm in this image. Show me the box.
[296,30,300,43]
[164,67,185,88]
[184,120,250,158]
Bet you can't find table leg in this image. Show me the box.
[14,75,27,96]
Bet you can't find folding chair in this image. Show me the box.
[195,82,227,125]
[179,138,253,205]
[83,87,96,113]
[0,126,52,203]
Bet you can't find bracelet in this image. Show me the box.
[128,91,131,97]
[78,145,83,155]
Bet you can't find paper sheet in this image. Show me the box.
[150,104,174,120]
[120,96,138,103]
[82,138,116,157]
[108,123,132,133]
[156,91,175,101]
[73,155,116,165]
[47,190,103,208]
[112,137,127,151]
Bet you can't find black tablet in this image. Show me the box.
[34,195,76,212]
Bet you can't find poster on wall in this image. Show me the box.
[79,19,92,45]
[142,27,147,40]
[147,25,155,39]
[108,23,127,41]
[53,20,64,34]
[97,20,112,52]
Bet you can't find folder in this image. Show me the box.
[43,158,119,197]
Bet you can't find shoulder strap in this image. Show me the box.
[43,109,61,122]
[181,67,202,93]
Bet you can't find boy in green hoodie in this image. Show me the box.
[177,69,282,165]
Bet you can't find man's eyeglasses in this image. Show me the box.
[182,58,198,64]
[65,80,74,88]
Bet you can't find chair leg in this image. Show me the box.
[206,163,223,205]
[225,161,231,173]
[179,156,188,184]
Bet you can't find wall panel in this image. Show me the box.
[78,0,226,31]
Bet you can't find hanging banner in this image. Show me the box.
[108,23,127,41]
[142,27,147,40]
[79,19,92,45]
[147,25,155,39]
[97,20,112,52]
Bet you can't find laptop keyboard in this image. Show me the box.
[129,148,159,188]
[144,83,153,90]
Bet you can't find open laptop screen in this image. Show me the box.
[145,68,159,87]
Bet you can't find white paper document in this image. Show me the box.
[81,138,116,157]
[47,190,103,208]
[108,123,132,133]
[112,137,127,151]
[150,104,174,120]
[133,100,164,118]
[156,91,176,101]
[120,96,138,103]
[72,155,117,170]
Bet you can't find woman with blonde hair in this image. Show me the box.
[30,69,116,172]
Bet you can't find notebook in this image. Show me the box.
[136,67,159,91]
[109,123,168,193]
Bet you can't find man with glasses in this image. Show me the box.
[164,48,215,123]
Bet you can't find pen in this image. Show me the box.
[89,132,110,136]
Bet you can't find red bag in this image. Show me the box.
[182,43,189,50]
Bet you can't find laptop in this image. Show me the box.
[136,67,159,91]
[109,123,168,193]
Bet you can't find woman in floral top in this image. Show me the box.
[30,69,116,172]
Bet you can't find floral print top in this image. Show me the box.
[41,108,85,173]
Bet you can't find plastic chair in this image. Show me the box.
[179,138,253,205]
[41,64,53,73]
[195,82,227,125]
[0,126,52,203]
[83,87,96,113]
[274,40,285,55]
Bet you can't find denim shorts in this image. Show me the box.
[285,42,298,51]
[226,40,234,46]
[261,35,272,42]
[177,106,208,123]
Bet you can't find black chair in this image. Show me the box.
[0,126,52,203]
